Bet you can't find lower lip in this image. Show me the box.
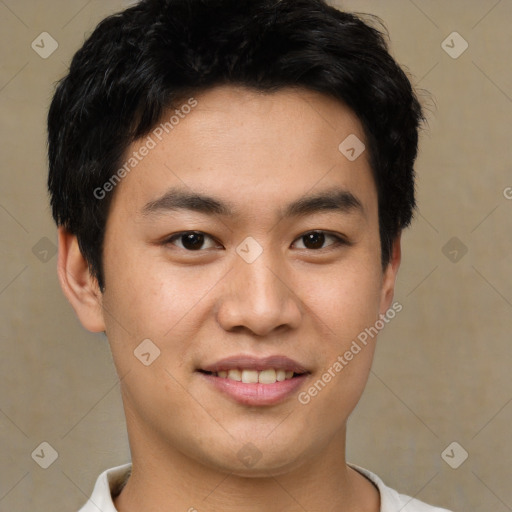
[199,373,308,406]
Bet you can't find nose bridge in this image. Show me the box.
[240,250,283,306]
[217,241,302,336]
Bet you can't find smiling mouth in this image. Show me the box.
[199,368,306,384]
[198,356,311,405]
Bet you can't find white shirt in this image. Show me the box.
[78,463,453,512]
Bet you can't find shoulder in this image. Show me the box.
[348,463,453,512]
[78,463,132,512]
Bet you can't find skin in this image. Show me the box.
[58,85,401,512]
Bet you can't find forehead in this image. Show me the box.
[109,85,377,223]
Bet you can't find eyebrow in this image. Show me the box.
[141,186,364,219]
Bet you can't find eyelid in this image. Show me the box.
[163,230,349,252]
[291,230,350,250]
[165,231,222,250]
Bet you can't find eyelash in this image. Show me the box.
[163,230,349,252]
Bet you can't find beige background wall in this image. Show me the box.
[0,1,510,510]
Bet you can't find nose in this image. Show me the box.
[216,250,302,337]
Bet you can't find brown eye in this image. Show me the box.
[181,232,205,250]
[293,231,347,250]
[166,231,219,251]
[302,232,326,249]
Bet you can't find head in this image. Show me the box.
[49,0,424,476]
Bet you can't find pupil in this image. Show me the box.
[183,232,204,250]
[304,232,325,249]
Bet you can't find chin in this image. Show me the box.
[191,436,314,479]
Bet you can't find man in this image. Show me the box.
[47,0,452,510]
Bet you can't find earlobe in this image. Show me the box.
[57,227,106,333]
[380,234,402,315]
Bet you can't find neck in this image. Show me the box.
[114,419,379,512]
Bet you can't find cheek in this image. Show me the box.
[299,256,383,340]
[296,254,383,390]
[295,276,382,427]
[100,238,222,366]
[100,245,213,419]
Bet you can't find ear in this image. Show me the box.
[379,233,402,315]
[56,226,106,333]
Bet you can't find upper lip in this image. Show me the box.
[200,355,309,374]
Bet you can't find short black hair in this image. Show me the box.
[48,0,424,290]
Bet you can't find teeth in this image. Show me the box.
[213,368,298,384]
[258,369,276,384]
[241,370,259,383]
[227,369,241,381]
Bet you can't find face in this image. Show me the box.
[91,86,399,475]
